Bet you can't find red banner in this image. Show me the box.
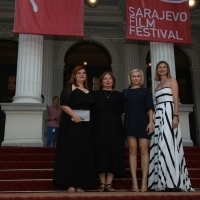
[126,0,192,44]
[13,0,84,36]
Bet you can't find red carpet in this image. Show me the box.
[0,191,200,200]
[0,146,199,199]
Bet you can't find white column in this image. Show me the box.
[150,42,176,98]
[124,41,139,87]
[13,34,43,103]
[42,39,53,106]
[1,34,47,146]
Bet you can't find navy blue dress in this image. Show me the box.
[122,88,154,139]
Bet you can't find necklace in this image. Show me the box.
[103,90,112,98]
[160,79,167,83]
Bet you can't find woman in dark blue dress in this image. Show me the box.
[122,69,154,192]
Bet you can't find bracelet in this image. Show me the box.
[173,115,179,118]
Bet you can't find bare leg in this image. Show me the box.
[98,173,106,191]
[127,136,139,191]
[99,173,106,184]
[139,138,149,192]
[106,173,114,185]
[105,173,115,191]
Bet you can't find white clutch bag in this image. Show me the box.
[72,110,90,121]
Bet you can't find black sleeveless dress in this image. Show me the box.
[53,86,96,189]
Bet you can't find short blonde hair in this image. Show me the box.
[128,69,144,86]
[154,61,172,81]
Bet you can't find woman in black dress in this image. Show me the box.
[53,66,96,192]
[93,72,125,192]
[122,69,154,192]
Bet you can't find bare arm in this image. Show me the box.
[146,109,154,135]
[61,105,83,123]
[170,78,179,129]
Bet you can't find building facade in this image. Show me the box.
[0,0,200,146]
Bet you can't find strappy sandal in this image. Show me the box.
[76,188,84,193]
[141,179,147,192]
[97,183,106,192]
[130,185,139,192]
[105,184,115,192]
[67,187,76,193]
[141,185,147,192]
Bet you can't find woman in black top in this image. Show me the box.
[93,72,125,192]
[53,66,96,192]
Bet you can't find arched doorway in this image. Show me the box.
[64,41,112,90]
[0,40,18,145]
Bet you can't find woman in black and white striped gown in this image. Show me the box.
[148,61,194,192]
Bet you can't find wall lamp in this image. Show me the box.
[85,0,101,8]
[189,0,199,10]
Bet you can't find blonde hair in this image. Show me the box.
[154,61,172,81]
[128,69,144,86]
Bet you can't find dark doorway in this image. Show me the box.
[64,41,112,90]
[0,40,18,145]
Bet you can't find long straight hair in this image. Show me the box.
[69,66,88,89]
